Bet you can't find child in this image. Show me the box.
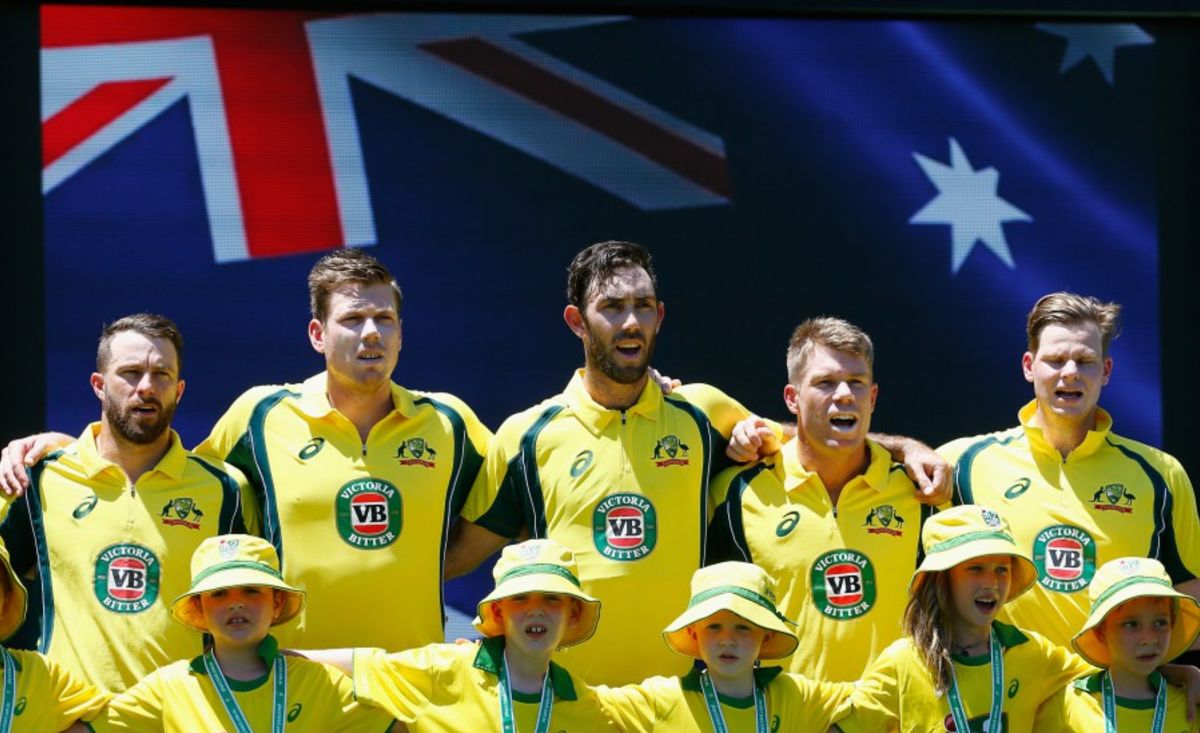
[598,561,854,732]
[82,534,397,732]
[304,538,616,731]
[833,504,1094,733]
[1037,556,1200,731]
[0,540,109,732]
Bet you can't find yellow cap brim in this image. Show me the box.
[662,592,798,660]
[1072,579,1200,668]
[473,572,600,648]
[170,566,304,633]
[911,535,1037,601]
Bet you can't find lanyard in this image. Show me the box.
[1102,671,1166,733]
[0,648,14,733]
[203,650,287,733]
[947,634,1003,733]
[698,670,768,733]
[497,652,554,733]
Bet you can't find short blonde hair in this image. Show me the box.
[1026,292,1122,355]
[786,317,874,383]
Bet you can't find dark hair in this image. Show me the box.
[1027,292,1122,355]
[308,248,403,323]
[97,313,184,372]
[566,240,658,309]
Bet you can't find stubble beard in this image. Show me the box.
[104,392,176,445]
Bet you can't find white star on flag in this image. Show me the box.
[910,138,1031,274]
[1035,23,1153,85]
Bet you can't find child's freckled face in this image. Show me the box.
[495,593,579,657]
[200,586,280,650]
[1101,596,1173,678]
[688,610,770,683]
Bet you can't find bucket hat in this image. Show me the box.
[663,562,798,660]
[170,534,304,632]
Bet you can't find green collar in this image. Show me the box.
[951,621,1028,665]
[680,664,784,707]
[1074,671,1164,710]
[190,635,280,691]
[474,637,577,702]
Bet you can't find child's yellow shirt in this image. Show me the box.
[86,637,394,732]
[2,648,109,731]
[597,665,853,733]
[836,621,1094,733]
[352,637,616,731]
[1036,671,1199,733]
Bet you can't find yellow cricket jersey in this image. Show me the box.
[352,637,615,732]
[1036,672,1198,733]
[196,373,489,651]
[942,401,1200,647]
[87,636,395,732]
[836,621,1094,733]
[708,439,930,682]
[597,666,852,733]
[2,648,110,731]
[460,372,751,685]
[0,425,258,692]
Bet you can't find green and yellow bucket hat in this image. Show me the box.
[0,540,28,642]
[473,539,600,648]
[663,562,798,660]
[1072,556,1200,668]
[911,505,1037,599]
[170,534,305,632]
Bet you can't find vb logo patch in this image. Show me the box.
[159,497,205,529]
[652,435,690,467]
[1033,525,1096,592]
[94,543,160,613]
[811,550,876,619]
[1090,483,1136,514]
[863,504,905,536]
[396,438,437,468]
[593,493,657,560]
[335,478,402,549]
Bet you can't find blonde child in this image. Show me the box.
[302,538,616,731]
[1037,556,1200,732]
[833,504,1094,733]
[80,534,396,732]
[599,561,853,732]
[0,541,109,732]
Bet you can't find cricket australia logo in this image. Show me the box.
[159,497,205,529]
[593,493,657,561]
[396,437,437,468]
[1090,483,1136,515]
[810,549,876,619]
[335,478,402,549]
[1033,525,1096,593]
[652,435,690,467]
[94,543,160,614]
[862,504,905,536]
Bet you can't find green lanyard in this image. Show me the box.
[202,650,287,733]
[1,648,15,733]
[1102,671,1166,733]
[698,670,768,733]
[946,634,1003,733]
[497,652,554,733]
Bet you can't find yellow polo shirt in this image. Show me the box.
[708,439,929,682]
[1,648,110,731]
[0,425,258,692]
[88,636,395,732]
[351,637,615,731]
[1036,672,1198,732]
[197,373,490,651]
[942,401,1200,646]
[836,621,1094,733]
[597,666,852,733]
[460,372,752,685]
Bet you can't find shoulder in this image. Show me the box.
[494,396,569,442]
[1106,432,1189,475]
[212,384,301,426]
[937,425,1023,464]
[409,390,483,423]
[712,459,777,501]
[670,383,740,415]
[184,452,250,484]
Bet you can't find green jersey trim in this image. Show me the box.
[229,389,298,563]
[187,455,248,535]
[1107,438,1192,582]
[474,636,577,701]
[953,434,1018,505]
[706,462,770,565]
[663,396,717,565]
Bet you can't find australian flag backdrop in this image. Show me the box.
[42,5,1162,631]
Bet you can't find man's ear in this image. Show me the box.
[564,305,586,338]
[308,319,326,354]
